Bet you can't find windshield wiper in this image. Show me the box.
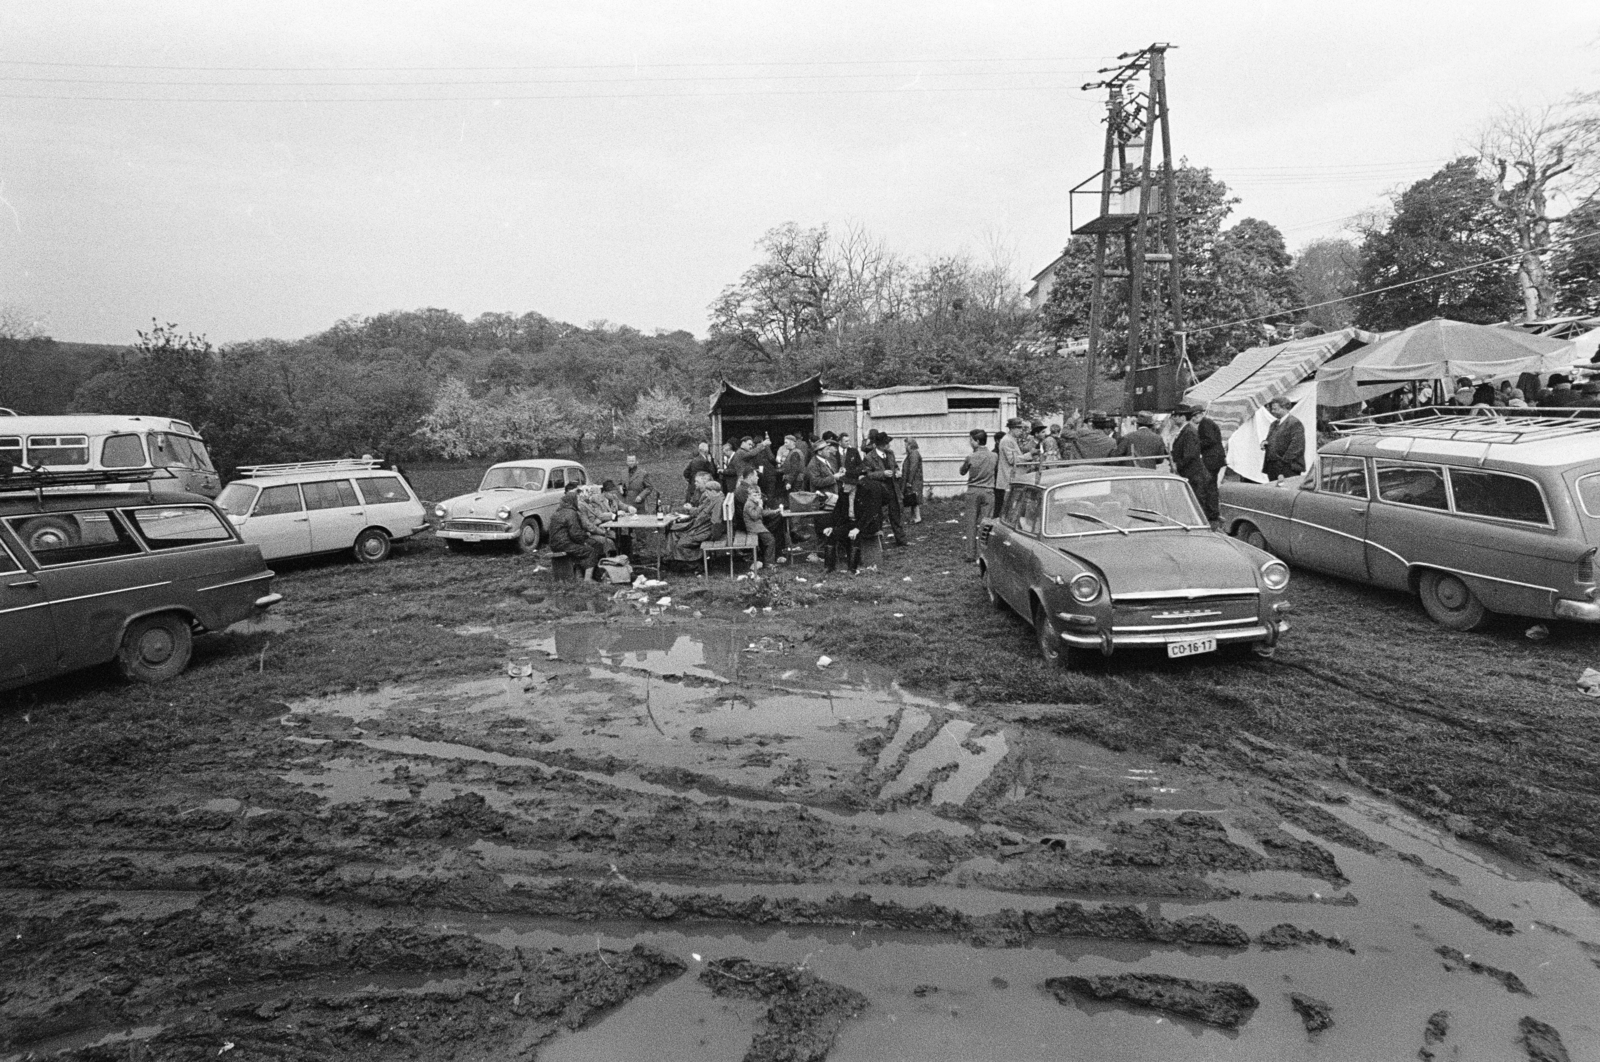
[1062,510,1128,535]
[1127,507,1190,530]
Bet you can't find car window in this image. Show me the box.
[0,436,21,468]
[1448,469,1550,525]
[1319,456,1368,498]
[302,479,359,510]
[101,433,147,468]
[0,539,20,575]
[1374,461,1448,510]
[481,466,543,490]
[1000,485,1027,527]
[126,506,235,549]
[566,467,586,487]
[357,475,411,505]
[10,511,144,566]
[1015,489,1043,535]
[1043,477,1203,534]
[26,435,89,466]
[1577,474,1600,519]
[546,469,564,489]
[254,485,304,516]
[216,482,259,515]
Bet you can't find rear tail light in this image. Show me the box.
[1580,548,1596,585]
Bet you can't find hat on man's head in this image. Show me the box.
[1174,403,1204,416]
[1135,411,1156,426]
[1583,382,1600,396]
[821,431,838,442]
[1030,422,1046,434]
[1091,414,1116,429]
[1005,417,1026,429]
[877,432,894,444]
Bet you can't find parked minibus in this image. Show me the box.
[0,415,220,497]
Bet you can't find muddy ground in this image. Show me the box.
[4,492,1600,1060]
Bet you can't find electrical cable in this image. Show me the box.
[0,83,1101,103]
[1178,227,1600,336]
[0,69,1100,87]
[0,54,1120,73]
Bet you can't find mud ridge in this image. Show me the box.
[1435,945,1532,995]
[1429,890,1516,935]
[701,957,867,1062]
[1045,972,1260,1029]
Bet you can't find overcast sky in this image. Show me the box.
[1,1,1596,346]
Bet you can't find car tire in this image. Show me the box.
[513,518,541,554]
[982,564,1006,612]
[1034,603,1077,670]
[1418,569,1490,631]
[1235,521,1271,554]
[117,613,193,683]
[21,515,78,552]
[353,527,391,563]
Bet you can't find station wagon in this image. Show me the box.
[1,470,281,690]
[1219,408,1600,629]
[217,459,427,564]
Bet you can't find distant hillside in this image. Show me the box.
[0,340,130,415]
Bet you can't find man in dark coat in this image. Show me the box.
[1114,411,1167,469]
[548,486,609,580]
[859,431,907,546]
[1197,405,1226,481]
[682,442,716,503]
[1171,405,1220,528]
[821,472,884,573]
[902,439,925,524]
[1261,397,1307,481]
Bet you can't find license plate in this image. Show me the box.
[1167,637,1217,659]
[463,534,483,543]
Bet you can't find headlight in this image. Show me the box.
[1261,560,1290,591]
[496,507,511,521]
[1069,572,1102,603]
[434,504,446,518]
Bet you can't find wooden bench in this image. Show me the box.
[548,550,585,581]
[700,493,762,576]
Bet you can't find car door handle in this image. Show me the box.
[1349,506,1365,514]
[7,577,40,588]
[293,517,309,523]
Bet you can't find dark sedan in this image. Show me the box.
[980,467,1292,668]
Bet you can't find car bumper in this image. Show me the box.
[1058,621,1287,650]
[1554,598,1600,622]
[436,527,517,542]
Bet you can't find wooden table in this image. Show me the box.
[603,513,688,577]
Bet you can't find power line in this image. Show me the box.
[0,54,1119,73]
[1181,227,1600,336]
[0,83,1102,104]
[0,68,1099,88]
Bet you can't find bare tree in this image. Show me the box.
[0,303,47,341]
[1476,101,1596,319]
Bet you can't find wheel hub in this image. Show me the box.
[138,629,175,664]
[1436,577,1469,610]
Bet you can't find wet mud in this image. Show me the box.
[6,615,1600,1060]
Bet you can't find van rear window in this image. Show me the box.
[0,437,20,468]
[1577,474,1600,519]
[1448,469,1549,525]
[357,475,410,505]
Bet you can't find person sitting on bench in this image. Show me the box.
[548,485,610,581]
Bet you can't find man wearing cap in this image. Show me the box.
[1172,405,1220,527]
[1261,397,1307,481]
[1115,412,1167,469]
[996,417,1026,512]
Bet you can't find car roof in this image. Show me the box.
[228,468,401,486]
[1019,465,1186,488]
[1325,415,1600,469]
[0,489,216,515]
[487,459,582,470]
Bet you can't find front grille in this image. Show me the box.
[1112,593,1259,632]
[444,519,508,534]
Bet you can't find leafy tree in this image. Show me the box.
[418,378,504,460]
[1354,158,1522,330]
[1553,196,1600,314]
[618,386,699,451]
[1293,237,1363,331]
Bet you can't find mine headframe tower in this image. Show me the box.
[1069,43,1183,412]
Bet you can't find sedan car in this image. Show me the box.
[433,459,589,552]
[1,473,281,690]
[980,467,1291,668]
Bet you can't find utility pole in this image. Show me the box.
[1069,43,1182,413]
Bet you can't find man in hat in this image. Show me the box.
[1261,397,1307,481]
[1115,411,1167,469]
[1172,405,1220,527]
[861,430,908,546]
[1067,413,1116,461]
[1571,381,1600,409]
[996,417,1026,512]
[1538,374,1574,408]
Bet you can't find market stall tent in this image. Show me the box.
[1316,319,1574,407]
[1182,328,1374,438]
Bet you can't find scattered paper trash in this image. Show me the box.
[1526,624,1550,641]
[796,576,808,583]
[656,596,672,606]
[817,655,833,668]
[893,612,905,618]
[902,576,912,582]
[780,669,798,679]
[943,518,960,524]
[743,606,758,615]
[1580,668,1600,696]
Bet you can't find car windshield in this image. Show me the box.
[1043,477,1203,536]
[215,482,258,515]
[479,467,544,491]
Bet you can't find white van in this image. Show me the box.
[0,415,220,497]
[216,459,427,563]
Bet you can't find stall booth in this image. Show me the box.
[707,379,1019,498]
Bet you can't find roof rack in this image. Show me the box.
[235,458,384,477]
[1332,405,1600,445]
[0,466,179,496]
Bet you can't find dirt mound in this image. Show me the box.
[1288,991,1333,1033]
[701,957,867,1062]
[1046,972,1260,1029]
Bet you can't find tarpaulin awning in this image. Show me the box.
[1183,328,1373,435]
[1315,319,1574,407]
[708,374,823,415]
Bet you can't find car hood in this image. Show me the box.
[440,489,543,518]
[1056,530,1263,596]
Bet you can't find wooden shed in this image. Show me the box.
[709,378,1019,499]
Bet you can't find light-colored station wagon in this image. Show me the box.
[216,460,427,564]
[1220,408,1600,630]
[433,459,589,552]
